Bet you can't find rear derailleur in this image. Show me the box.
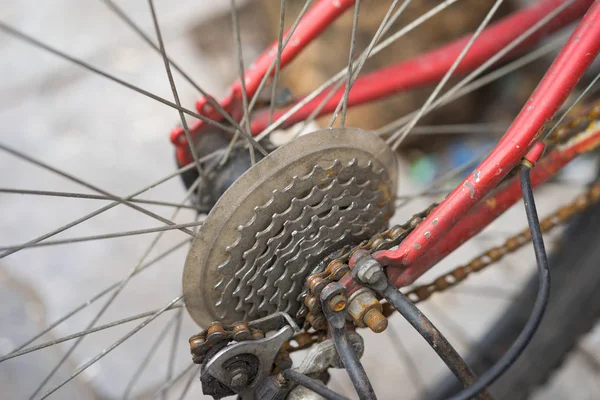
[190,312,364,400]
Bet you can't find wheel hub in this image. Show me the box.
[183,128,398,327]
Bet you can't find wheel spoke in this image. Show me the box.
[147,0,206,179]
[545,68,600,139]
[230,0,256,165]
[0,152,203,260]
[395,145,491,210]
[245,0,314,118]
[268,0,287,125]
[332,0,361,128]
[384,1,574,143]
[6,238,189,355]
[255,0,455,141]
[386,322,428,397]
[0,221,203,250]
[0,22,236,135]
[163,307,184,400]
[0,188,202,211]
[176,366,199,400]
[26,178,200,397]
[38,295,183,400]
[99,0,251,141]
[409,123,509,136]
[122,311,182,399]
[0,143,194,236]
[326,0,412,129]
[390,0,505,150]
[150,363,196,400]
[0,304,183,363]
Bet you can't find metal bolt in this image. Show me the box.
[364,267,384,284]
[363,308,388,333]
[328,293,347,312]
[356,258,384,284]
[230,370,249,388]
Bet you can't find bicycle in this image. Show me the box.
[1,0,600,399]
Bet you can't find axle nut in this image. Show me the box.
[363,308,388,333]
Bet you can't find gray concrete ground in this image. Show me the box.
[0,1,599,399]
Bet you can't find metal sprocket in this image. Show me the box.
[183,128,398,327]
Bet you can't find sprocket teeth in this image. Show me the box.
[215,157,394,321]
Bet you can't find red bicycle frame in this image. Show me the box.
[172,0,600,289]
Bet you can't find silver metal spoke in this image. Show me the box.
[384,2,573,142]
[0,304,183,363]
[163,307,184,400]
[245,0,314,118]
[390,0,505,151]
[6,238,189,355]
[177,366,199,400]
[255,0,454,142]
[324,0,412,131]
[123,311,182,399]
[0,143,194,237]
[230,0,256,165]
[0,221,203,250]
[148,0,205,179]
[0,188,202,211]
[27,178,200,398]
[99,0,252,141]
[396,144,492,210]
[0,22,236,135]
[268,0,287,125]
[331,0,361,128]
[151,363,196,399]
[386,322,428,397]
[0,152,202,260]
[377,34,567,137]
[545,69,600,140]
[395,187,453,202]
[39,295,183,399]
[409,122,509,136]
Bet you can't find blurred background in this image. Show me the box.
[1,0,599,399]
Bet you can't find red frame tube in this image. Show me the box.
[172,0,590,167]
[374,1,600,270]
[387,124,600,287]
[250,0,592,134]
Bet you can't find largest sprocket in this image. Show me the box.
[183,128,398,327]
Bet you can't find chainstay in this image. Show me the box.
[406,181,600,303]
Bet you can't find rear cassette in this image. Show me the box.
[183,128,398,327]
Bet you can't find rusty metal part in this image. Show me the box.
[183,127,397,328]
[351,255,492,400]
[300,204,437,329]
[406,181,600,304]
[321,282,377,400]
[301,99,600,331]
[189,312,298,364]
[346,288,387,333]
[204,323,295,399]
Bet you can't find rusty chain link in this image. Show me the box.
[189,100,600,361]
[406,181,600,303]
[300,99,600,330]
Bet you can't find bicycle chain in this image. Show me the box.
[188,100,600,363]
[300,99,600,330]
[406,181,600,303]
